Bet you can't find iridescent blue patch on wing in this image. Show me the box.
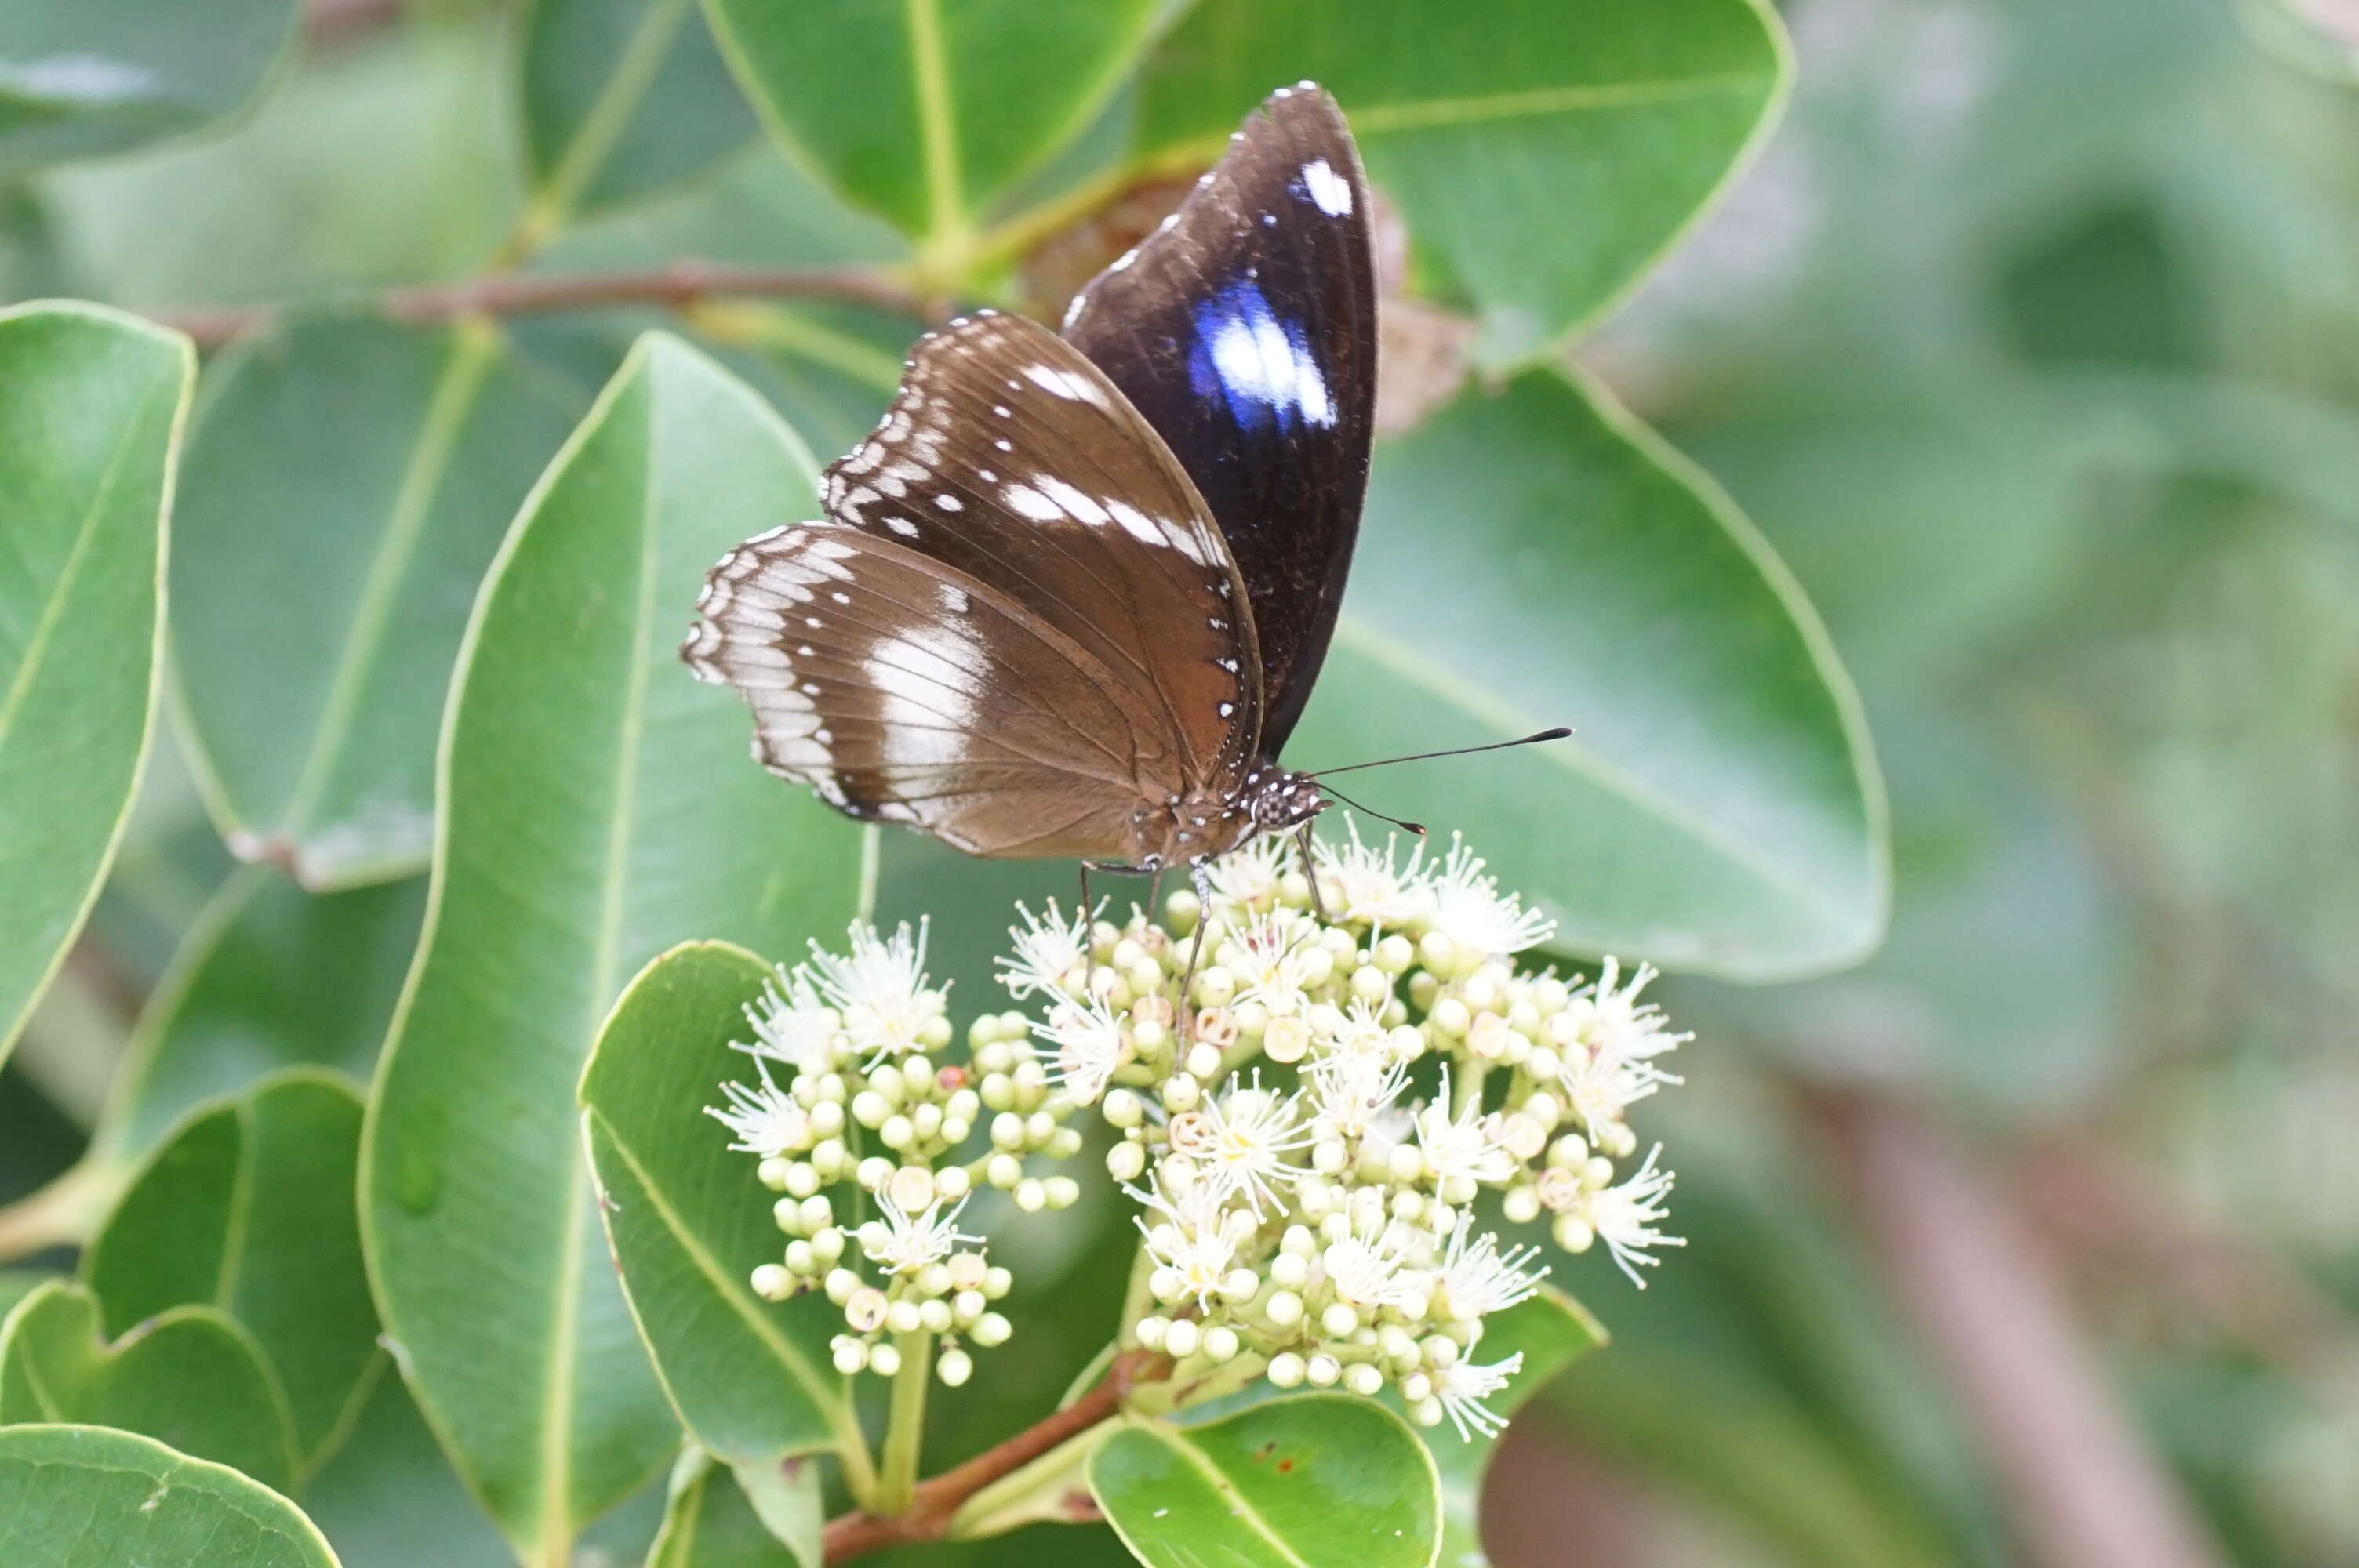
[1187,275,1336,434]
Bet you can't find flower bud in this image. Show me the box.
[937,1347,972,1387]
[867,1341,902,1377]
[751,1264,793,1301]
[1267,1352,1307,1388]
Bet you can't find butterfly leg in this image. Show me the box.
[1296,822,1329,922]
[1175,859,1216,1040]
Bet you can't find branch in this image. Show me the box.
[1810,1089,2230,1568]
[822,1350,1156,1563]
[151,262,940,349]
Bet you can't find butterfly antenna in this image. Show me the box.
[1306,727,1571,780]
[1318,786,1426,838]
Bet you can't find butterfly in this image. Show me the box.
[682,84,1376,895]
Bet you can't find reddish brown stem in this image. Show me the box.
[1812,1089,2230,1568]
[822,1350,1154,1563]
[151,262,939,349]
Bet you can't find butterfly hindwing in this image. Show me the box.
[686,521,1154,859]
[1061,83,1377,756]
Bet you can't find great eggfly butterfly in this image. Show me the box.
[683,84,1376,886]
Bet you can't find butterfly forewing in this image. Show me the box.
[820,312,1261,786]
[1061,84,1377,755]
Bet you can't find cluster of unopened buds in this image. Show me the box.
[1007,823,1691,1439]
[707,922,1086,1388]
[707,821,1690,1440]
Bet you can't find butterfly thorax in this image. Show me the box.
[1137,764,1325,870]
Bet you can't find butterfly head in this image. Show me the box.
[1242,765,1325,837]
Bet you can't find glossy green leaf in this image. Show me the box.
[82,1071,378,1474]
[1427,1288,1606,1568]
[0,1281,297,1492]
[1089,1395,1440,1568]
[172,317,586,890]
[302,1367,513,1568]
[0,303,191,1069]
[1289,367,1885,980]
[361,334,869,1563]
[97,867,426,1160]
[581,944,860,1487]
[649,1445,817,1568]
[0,0,298,177]
[703,0,1165,245]
[0,1424,338,1568]
[0,1272,56,1319]
[1129,0,1789,365]
[39,16,514,307]
[520,0,759,229]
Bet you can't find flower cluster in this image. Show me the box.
[1011,824,1690,1439]
[709,922,1086,1387]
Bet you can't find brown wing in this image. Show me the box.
[821,310,1261,788]
[685,521,1156,859]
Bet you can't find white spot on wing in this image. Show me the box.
[1020,364,1110,408]
[1001,484,1063,522]
[870,625,980,766]
[1300,157,1353,216]
[1207,309,1335,428]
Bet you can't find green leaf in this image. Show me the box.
[0,0,299,177]
[519,0,760,230]
[649,1445,818,1568]
[1426,1288,1605,1568]
[172,318,586,890]
[703,0,1166,247]
[39,16,514,305]
[0,1272,57,1319]
[1129,0,1790,365]
[0,303,192,1069]
[580,944,861,1489]
[1089,1395,1441,1568]
[303,1366,513,1568]
[360,334,870,1563]
[0,1280,298,1492]
[0,1424,338,1568]
[1290,368,1885,980]
[82,1071,379,1475]
[98,866,426,1160]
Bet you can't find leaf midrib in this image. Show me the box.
[0,358,163,760]
[1329,615,1860,937]
[274,328,493,858]
[535,371,666,1563]
[1122,1423,1314,1568]
[585,1107,841,1424]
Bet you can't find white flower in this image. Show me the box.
[707,1062,810,1158]
[742,966,837,1069]
[1415,1069,1515,1191]
[1321,1222,1424,1311]
[1435,1213,1547,1322]
[1307,1047,1410,1145]
[1196,1073,1311,1214]
[1435,1348,1524,1440]
[1428,837,1555,956]
[1218,911,1325,1011]
[1580,1145,1685,1287]
[1311,819,1428,927]
[1318,997,1395,1062]
[860,1192,980,1275]
[998,901,1092,1001]
[1034,996,1128,1104]
[1132,1178,1241,1311]
[1558,1047,1668,1130]
[805,920,942,1064]
[1204,832,1295,913]
[1562,959,1688,1065]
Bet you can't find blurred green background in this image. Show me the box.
[5,0,2359,1564]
